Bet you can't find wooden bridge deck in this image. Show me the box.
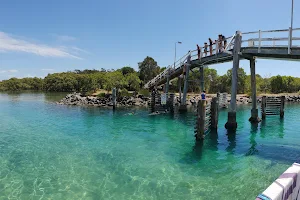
[150,46,300,88]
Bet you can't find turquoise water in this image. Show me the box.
[1,93,300,200]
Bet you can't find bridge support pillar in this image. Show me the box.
[211,97,219,129]
[249,58,261,123]
[180,63,190,112]
[225,31,242,130]
[178,75,182,104]
[200,66,204,92]
[195,100,206,141]
[261,96,266,119]
[165,75,170,94]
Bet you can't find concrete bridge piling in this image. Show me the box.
[225,31,242,130]
[249,57,261,123]
[179,54,192,112]
[178,75,182,104]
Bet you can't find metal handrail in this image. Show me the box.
[224,33,236,51]
[243,37,300,42]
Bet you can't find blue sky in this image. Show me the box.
[0,0,299,80]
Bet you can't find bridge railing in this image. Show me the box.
[145,51,191,88]
[145,33,236,88]
[241,28,300,53]
[190,34,236,62]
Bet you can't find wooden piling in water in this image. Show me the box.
[211,97,219,129]
[112,88,116,110]
[261,96,266,119]
[168,93,175,114]
[280,96,285,118]
[195,100,206,141]
[151,91,155,113]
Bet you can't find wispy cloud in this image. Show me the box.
[71,46,91,55]
[0,32,82,59]
[41,68,54,71]
[0,69,18,73]
[53,34,76,42]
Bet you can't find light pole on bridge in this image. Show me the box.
[291,0,294,30]
[174,41,182,69]
[289,0,294,52]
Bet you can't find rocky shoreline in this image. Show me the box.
[57,93,300,107]
[57,93,150,107]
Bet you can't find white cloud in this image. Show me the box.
[41,68,54,71]
[0,32,82,59]
[59,46,91,55]
[0,69,18,73]
[7,69,18,73]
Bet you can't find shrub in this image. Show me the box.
[120,88,130,97]
[138,89,150,97]
[97,92,106,98]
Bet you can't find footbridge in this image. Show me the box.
[144,27,300,130]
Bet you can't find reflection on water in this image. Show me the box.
[0,93,300,199]
[0,92,68,103]
[246,124,259,156]
[226,130,237,153]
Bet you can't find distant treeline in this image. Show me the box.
[1,56,300,95]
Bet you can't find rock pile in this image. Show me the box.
[57,93,300,108]
[257,95,300,103]
[285,95,300,102]
[57,93,150,107]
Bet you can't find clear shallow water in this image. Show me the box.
[0,93,300,200]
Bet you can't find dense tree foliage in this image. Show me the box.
[120,66,135,75]
[167,67,300,95]
[0,77,44,91]
[1,57,300,95]
[138,56,160,84]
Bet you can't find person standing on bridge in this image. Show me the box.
[197,44,201,60]
[218,35,223,53]
[204,42,208,56]
[183,52,191,79]
[222,35,227,50]
[214,40,218,54]
[209,38,213,56]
